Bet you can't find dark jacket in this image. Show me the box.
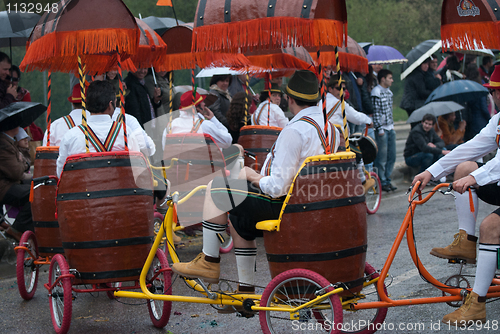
[355,73,374,115]
[464,96,490,142]
[0,79,16,109]
[0,133,27,201]
[404,123,445,158]
[424,70,441,92]
[208,89,231,129]
[400,68,433,113]
[124,73,161,128]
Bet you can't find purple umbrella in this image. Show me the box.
[366,45,407,65]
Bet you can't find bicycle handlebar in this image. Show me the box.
[150,158,192,171]
[408,182,452,205]
[32,175,58,188]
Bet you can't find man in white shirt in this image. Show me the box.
[251,83,289,128]
[413,65,500,324]
[56,81,140,177]
[171,70,340,306]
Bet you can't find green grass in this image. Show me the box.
[393,107,408,122]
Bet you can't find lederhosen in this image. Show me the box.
[211,116,336,241]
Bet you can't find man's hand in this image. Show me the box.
[412,170,432,191]
[435,74,442,81]
[453,175,477,194]
[153,87,162,103]
[427,142,436,148]
[201,106,214,120]
[458,120,466,131]
[7,84,16,97]
[442,150,451,155]
[239,166,263,186]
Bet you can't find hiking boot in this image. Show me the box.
[362,178,376,194]
[442,292,486,324]
[430,230,477,264]
[172,231,182,244]
[171,252,220,283]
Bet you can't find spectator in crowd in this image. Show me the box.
[228,74,258,114]
[14,127,31,170]
[372,69,396,192]
[400,59,435,128]
[464,64,491,142]
[479,56,493,84]
[404,114,450,174]
[145,69,172,117]
[437,112,466,150]
[0,52,16,109]
[226,92,250,143]
[208,74,232,129]
[439,55,463,83]
[125,67,162,128]
[355,71,374,117]
[424,57,442,91]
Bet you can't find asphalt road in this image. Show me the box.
[1,179,499,334]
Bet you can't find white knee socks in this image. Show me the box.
[455,189,478,236]
[202,221,226,258]
[472,243,500,296]
[235,248,257,288]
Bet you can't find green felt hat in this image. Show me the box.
[285,70,320,103]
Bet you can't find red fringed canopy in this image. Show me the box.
[245,46,315,73]
[161,24,249,71]
[130,18,168,70]
[309,36,369,75]
[20,0,139,73]
[192,0,348,53]
[441,0,500,50]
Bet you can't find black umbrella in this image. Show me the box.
[400,40,441,80]
[0,11,40,59]
[0,102,46,131]
[425,80,489,104]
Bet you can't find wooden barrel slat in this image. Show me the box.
[263,157,367,295]
[32,146,63,257]
[57,152,154,284]
[237,125,281,171]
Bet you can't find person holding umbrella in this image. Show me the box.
[0,52,17,109]
[413,64,500,323]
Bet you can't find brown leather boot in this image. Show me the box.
[430,230,477,264]
[442,292,486,324]
[171,252,220,283]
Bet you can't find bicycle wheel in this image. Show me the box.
[48,254,72,334]
[147,248,172,328]
[219,226,233,254]
[260,269,343,334]
[365,172,382,214]
[16,230,39,300]
[340,263,388,334]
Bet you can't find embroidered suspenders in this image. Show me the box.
[252,101,269,125]
[77,121,122,152]
[262,117,336,176]
[327,100,341,120]
[63,115,76,129]
[191,118,204,133]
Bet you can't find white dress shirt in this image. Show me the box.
[251,101,289,128]
[259,106,340,198]
[161,108,232,149]
[112,108,155,156]
[43,109,88,146]
[427,113,500,186]
[56,114,140,177]
[43,108,155,156]
[325,92,372,128]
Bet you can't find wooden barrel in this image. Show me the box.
[32,146,64,257]
[56,151,154,284]
[237,125,281,171]
[163,133,226,226]
[263,153,367,295]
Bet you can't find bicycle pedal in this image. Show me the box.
[447,258,468,264]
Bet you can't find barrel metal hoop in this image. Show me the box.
[244,148,271,153]
[284,195,365,214]
[34,221,59,228]
[35,152,59,159]
[266,244,367,263]
[76,268,142,280]
[39,247,65,254]
[63,157,145,171]
[240,129,280,136]
[298,162,356,176]
[62,236,154,249]
[57,188,153,201]
[174,159,225,168]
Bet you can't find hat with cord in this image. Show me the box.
[284,70,321,103]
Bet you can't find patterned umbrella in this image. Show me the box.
[309,36,369,74]
[366,45,407,65]
[130,18,168,70]
[441,0,500,50]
